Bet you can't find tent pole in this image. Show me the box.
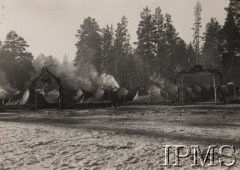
[213,74,217,104]
[81,94,85,103]
[181,76,184,104]
[35,92,38,109]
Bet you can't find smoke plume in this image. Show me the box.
[150,72,165,88]
[56,57,119,92]
[0,69,16,100]
[98,73,120,90]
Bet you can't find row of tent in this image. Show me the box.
[1,82,240,107]
[2,66,239,108]
[0,86,134,106]
[1,65,239,107]
[0,84,176,107]
[177,82,240,103]
[2,89,58,106]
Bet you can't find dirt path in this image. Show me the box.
[0,106,240,169]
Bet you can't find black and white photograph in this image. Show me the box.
[0,0,239,169]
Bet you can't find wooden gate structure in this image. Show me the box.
[175,65,224,104]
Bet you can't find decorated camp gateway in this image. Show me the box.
[175,65,224,104]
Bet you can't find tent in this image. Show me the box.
[83,88,104,103]
[79,87,128,103]
[87,87,121,103]
[133,86,150,101]
[162,81,177,99]
[5,91,23,105]
[94,88,105,100]
[5,88,49,107]
[148,84,168,102]
[76,89,83,98]
[30,68,64,108]
[116,87,129,98]
[183,83,211,102]
[113,87,138,102]
[133,84,173,102]
[33,69,60,93]
[45,89,59,103]
[79,89,94,103]
[135,86,149,95]
[0,88,8,104]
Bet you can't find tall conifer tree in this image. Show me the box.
[192,1,202,64]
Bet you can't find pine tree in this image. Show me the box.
[192,1,202,64]
[152,7,165,74]
[3,31,29,54]
[113,16,132,85]
[126,53,138,90]
[136,7,154,61]
[1,31,34,90]
[228,0,240,30]
[136,7,155,86]
[186,42,195,68]
[163,13,178,80]
[202,18,222,69]
[101,25,114,73]
[32,53,46,73]
[74,17,102,71]
[175,37,188,72]
[221,5,240,84]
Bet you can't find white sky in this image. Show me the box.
[0,0,229,61]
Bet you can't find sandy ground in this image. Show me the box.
[0,105,240,170]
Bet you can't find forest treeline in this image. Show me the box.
[0,0,239,91]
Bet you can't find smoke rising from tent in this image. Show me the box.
[0,69,16,93]
[0,69,17,100]
[55,58,120,92]
[150,72,165,88]
[98,73,120,90]
[149,72,177,98]
[0,69,10,89]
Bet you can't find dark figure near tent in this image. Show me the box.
[236,86,239,96]
[227,83,235,97]
[0,103,5,112]
[217,87,226,104]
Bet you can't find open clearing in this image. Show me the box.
[0,105,240,170]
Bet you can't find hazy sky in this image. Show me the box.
[0,0,229,61]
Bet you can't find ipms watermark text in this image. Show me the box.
[162,145,236,167]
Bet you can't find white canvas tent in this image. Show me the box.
[133,84,173,102]
[5,91,23,105]
[0,88,8,104]
[45,89,59,103]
